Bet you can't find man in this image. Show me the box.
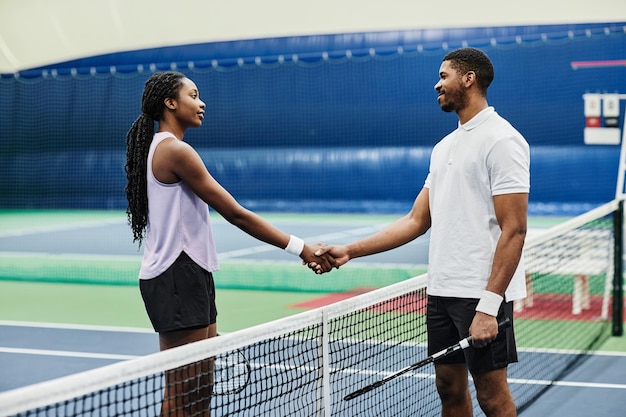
[312,47,529,416]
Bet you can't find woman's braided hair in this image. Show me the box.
[124,71,186,246]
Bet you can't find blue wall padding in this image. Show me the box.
[1,146,618,213]
[1,23,624,214]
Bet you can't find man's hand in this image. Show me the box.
[468,312,499,348]
[302,244,351,274]
[300,243,336,274]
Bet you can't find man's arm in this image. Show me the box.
[470,192,528,346]
[312,187,431,270]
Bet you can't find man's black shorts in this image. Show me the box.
[140,252,217,333]
[426,295,518,374]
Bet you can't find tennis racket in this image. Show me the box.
[344,318,511,401]
[212,336,251,395]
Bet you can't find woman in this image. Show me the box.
[125,71,332,416]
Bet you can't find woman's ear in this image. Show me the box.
[164,98,176,110]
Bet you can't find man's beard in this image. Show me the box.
[439,88,467,113]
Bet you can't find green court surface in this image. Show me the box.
[0,280,318,332]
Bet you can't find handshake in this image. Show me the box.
[300,242,349,275]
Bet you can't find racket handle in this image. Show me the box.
[498,317,512,330]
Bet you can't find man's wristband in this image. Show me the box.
[475,290,503,317]
[284,235,305,256]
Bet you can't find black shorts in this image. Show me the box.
[140,252,217,333]
[426,295,517,375]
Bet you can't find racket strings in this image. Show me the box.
[213,350,251,395]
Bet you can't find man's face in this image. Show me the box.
[434,60,468,113]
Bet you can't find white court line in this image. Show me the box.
[0,223,389,261]
[3,319,626,360]
[0,347,139,361]
[2,321,626,392]
[339,367,626,390]
[0,320,153,333]
[507,378,626,390]
[4,321,625,358]
[4,345,625,392]
[0,251,141,261]
[0,218,126,238]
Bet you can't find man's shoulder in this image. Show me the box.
[482,111,528,144]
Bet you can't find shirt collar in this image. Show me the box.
[458,106,495,131]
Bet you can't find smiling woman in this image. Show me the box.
[123,70,336,415]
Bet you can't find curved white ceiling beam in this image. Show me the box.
[1,0,625,73]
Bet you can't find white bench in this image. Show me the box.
[516,228,614,317]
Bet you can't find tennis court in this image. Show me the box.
[0,208,624,416]
[1,11,625,416]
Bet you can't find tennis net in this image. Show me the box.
[0,199,622,416]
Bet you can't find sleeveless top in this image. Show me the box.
[138,131,219,279]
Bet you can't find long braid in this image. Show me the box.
[124,71,186,246]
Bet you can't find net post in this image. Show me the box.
[613,199,624,336]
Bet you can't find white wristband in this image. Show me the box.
[284,235,305,256]
[475,290,503,317]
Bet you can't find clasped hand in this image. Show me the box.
[300,243,349,274]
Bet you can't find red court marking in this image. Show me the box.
[290,289,427,313]
[290,288,377,309]
[514,293,615,322]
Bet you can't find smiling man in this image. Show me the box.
[312,48,530,416]
[426,47,529,417]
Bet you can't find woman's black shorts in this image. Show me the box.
[140,252,217,333]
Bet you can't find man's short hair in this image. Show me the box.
[443,48,495,94]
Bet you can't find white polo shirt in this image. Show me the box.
[424,107,530,301]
